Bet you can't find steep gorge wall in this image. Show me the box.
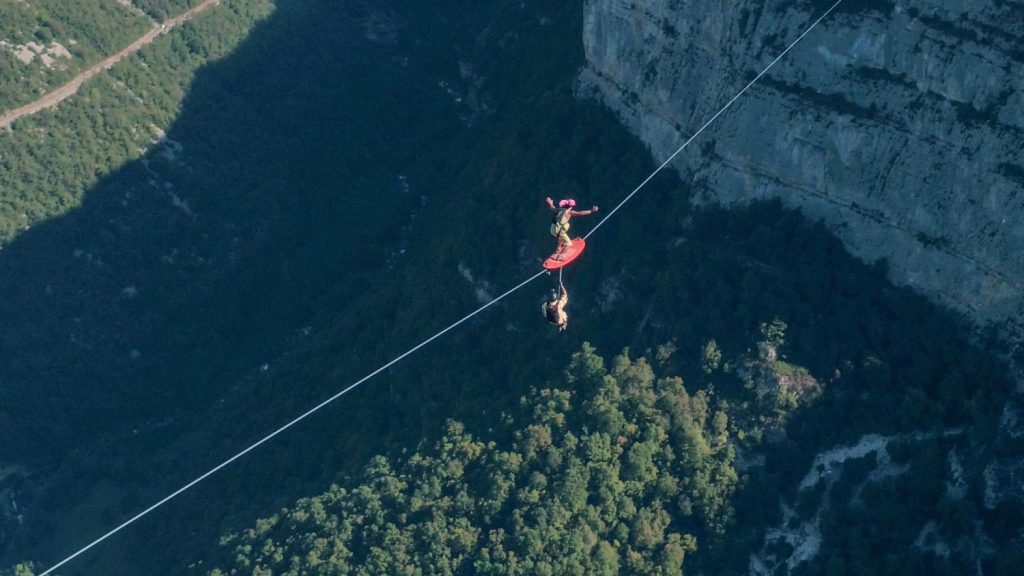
[579,0,1024,344]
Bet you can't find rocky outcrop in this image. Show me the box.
[579,0,1024,345]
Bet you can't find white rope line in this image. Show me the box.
[38,269,547,576]
[585,0,844,240]
[39,2,845,572]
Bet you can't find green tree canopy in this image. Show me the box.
[208,344,737,575]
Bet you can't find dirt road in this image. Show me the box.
[0,0,220,130]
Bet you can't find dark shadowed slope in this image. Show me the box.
[2,0,483,572]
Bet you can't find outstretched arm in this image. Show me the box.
[570,206,599,217]
[545,197,557,211]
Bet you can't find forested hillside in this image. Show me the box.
[2,0,1020,575]
[205,336,1020,575]
[207,345,736,575]
[0,0,204,111]
[0,0,267,242]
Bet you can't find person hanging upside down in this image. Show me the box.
[546,197,598,259]
[542,282,569,332]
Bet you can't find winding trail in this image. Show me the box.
[0,0,220,130]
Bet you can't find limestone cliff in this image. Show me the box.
[579,0,1024,345]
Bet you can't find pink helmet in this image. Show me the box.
[558,198,576,208]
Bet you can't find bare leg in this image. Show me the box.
[554,242,571,260]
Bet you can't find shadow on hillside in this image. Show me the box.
[0,0,481,571]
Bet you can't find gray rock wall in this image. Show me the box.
[579,0,1024,343]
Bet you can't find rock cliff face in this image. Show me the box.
[579,0,1024,345]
